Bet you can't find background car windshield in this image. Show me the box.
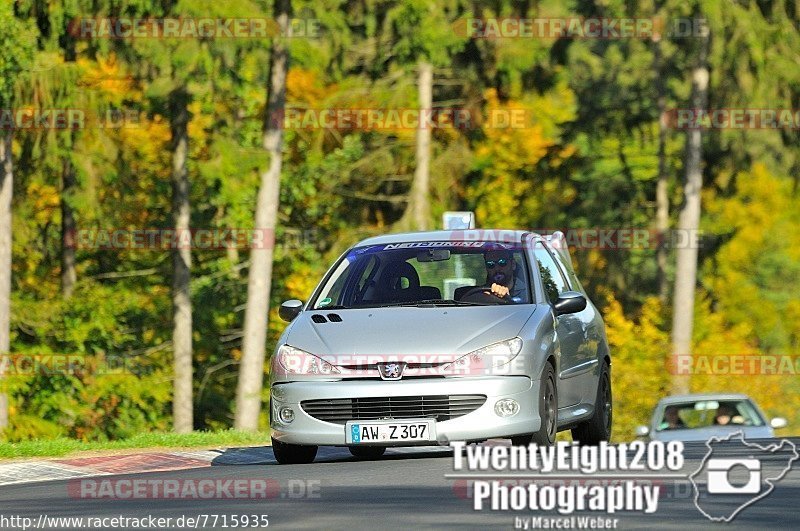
[311,243,531,308]
[656,399,765,431]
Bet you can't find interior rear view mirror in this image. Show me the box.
[416,249,451,262]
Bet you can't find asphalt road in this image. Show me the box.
[0,438,798,530]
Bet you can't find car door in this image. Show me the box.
[532,241,592,408]
[549,244,607,405]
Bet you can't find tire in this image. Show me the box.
[271,437,318,464]
[571,360,612,445]
[511,362,557,446]
[348,446,386,459]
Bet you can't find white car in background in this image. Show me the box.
[637,393,787,442]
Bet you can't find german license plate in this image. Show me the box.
[346,419,435,444]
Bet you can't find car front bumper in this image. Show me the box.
[270,376,539,446]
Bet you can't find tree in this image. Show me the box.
[169,85,193,433]
[119,12,198,434]
[109,0,225,433]
[388,0,467,231]
[652,28,669,302]
[0,122,12,433]
[61,148,77,298]
[235,0,292,431]
[0,5,35,432]
[409,61,432,230]
[670,20,709,395]
[649,0,689,303]
[60,9,79,299]
[60,14,79,299]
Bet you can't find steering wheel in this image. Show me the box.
[458,286,510,304]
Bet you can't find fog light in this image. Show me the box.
[494,399,520,417]
[278,406,295,424]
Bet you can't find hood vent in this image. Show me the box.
[311,314,328,323]
[327,313,343,322]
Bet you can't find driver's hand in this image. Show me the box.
[490,283,510,298]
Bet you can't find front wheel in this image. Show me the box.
[511,362,558,446]
[571,359,612,445]
[271,437,318,464]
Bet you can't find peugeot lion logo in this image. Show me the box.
[378,362,405,380]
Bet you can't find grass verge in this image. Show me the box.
[0,430,268,460]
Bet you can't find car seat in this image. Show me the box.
[382,261,441,302]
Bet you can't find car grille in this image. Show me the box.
[300,394,487,424]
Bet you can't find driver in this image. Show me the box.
[662,406,686,430]
[482,248,525,302]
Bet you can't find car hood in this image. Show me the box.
[285,305,535,361]
[650,425,775,442]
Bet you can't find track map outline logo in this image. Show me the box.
[689,432,798,522]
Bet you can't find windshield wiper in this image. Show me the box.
[418,299,492,306]
[374,299,492,308]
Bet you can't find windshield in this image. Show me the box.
[310,242,532,309]
[655,399,765,431]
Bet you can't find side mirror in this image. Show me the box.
[635,425,650,437]
[553,291,587,315]
[770,417,788,429]
[278,299,304,322]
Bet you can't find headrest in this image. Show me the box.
[387,261,420,290]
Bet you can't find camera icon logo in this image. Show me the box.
[690,432,798,522]
[706,458,761,494]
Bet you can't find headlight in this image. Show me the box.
[444,337,523,371]
[276,344,340,375]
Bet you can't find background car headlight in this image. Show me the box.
[276,344,340,375]
[444,337,523,371]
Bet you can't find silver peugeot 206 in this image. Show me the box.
[269,230,612,464]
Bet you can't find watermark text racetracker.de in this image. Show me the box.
[668,353,800,375]
[0,513,269,530]
[69,17,320,39]
[444,228,703,250]
[68,227,318,250]
[68,477,320,500]
[663,108,800,130]
[0,353,137,376]
[452,17,710,40]
[447,440,686,528]
[0,108,140,130]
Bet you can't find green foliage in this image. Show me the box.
[387,0,468,67]
[0,429,266,459]
[703,165,800,351]
[5,0,800,443]
[7,283,173,441]
[0,4,36,107]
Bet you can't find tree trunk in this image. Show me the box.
[670,34,709,395]
[653,40,669,303]
[407,61,433,230]
[234,0,291,431]
[0,133,12,430]
[61,155,77,298]
[61,35,77,299]
[169,87,193,433]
